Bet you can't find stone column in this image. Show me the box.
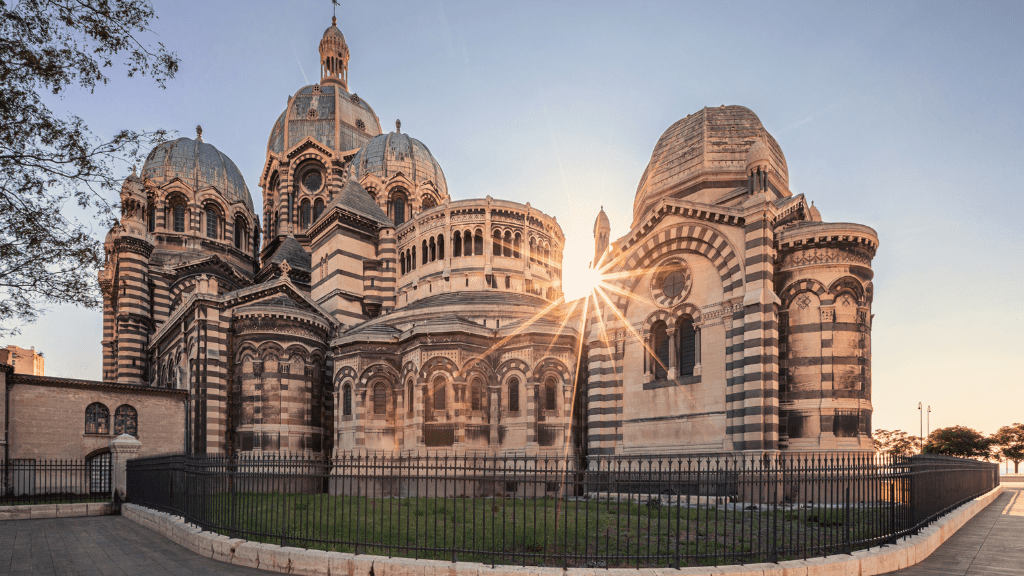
[667,328,677,379]
[110,434,142,504]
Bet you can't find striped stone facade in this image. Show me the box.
[585,106,877,456]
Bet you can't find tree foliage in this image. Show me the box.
[991,423,1024,473]
[872,429,921,457]
[923,425,992,459]
[0,0,179,335]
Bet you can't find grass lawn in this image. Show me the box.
[193,492,898,568]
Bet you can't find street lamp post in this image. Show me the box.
[927,405,931,438]
[918,402,923,452]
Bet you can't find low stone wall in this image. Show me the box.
[122,485,1004,576]
[0,502,115,520]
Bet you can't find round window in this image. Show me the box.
[662,270,687,298]
[652,260,692,304]
[303,170,323,193]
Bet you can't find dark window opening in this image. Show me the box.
[508,378,520,412]
[678,317,696,377]
[652,322,669,379]
[342,384,352,416]
[205,207,218,238]
[113,404,138,436]
[85,403,110,434]
[545,381,556,411]
[173,204,185,233]
[373,384,387,415]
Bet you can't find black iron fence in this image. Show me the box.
[2,456,112,505]
[126,452,998,568]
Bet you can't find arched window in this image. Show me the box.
[148,204,156,232]
[407,380,414,413]
[453,232,462,257]
[545,379,557,411]
[393,197,406,225]
[114,404,138,436]
[503,231,512,257]
[471,379,483,411]
[651,321,669,380]
[85,403,110,434]
[530,237,537,263]
[172,203,186,233]
[432,378,447,411]
[421,195,436,210]
[492,230,502,256]
[205,207,218,238]
[300,199,311,229]
[428,238,435,262]
[313,198,325,222]
[508,378,520,412]
[505,276,511,289]
[411,246,417,270]
[342,384,352,416]
[678,316,697,377]
[437,234,444,260]
[513,233,522,259]
[474,229,483,256]
[400,253,406,275]
[463,230,473,256]
[234,216,247,250]
[373,383,387,415]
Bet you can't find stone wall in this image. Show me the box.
[6,375,186,460]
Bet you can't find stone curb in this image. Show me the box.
[122,485,1004,576]
[0,501,114,520]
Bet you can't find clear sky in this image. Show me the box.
[9,0,1023,438]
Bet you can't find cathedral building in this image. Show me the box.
[2,16,876,463]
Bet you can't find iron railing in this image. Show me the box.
[126,452,998,568]
[2,456,112,505]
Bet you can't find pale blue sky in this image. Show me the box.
[11,1,1023,438]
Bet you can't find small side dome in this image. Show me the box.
[142,136,254,212]
[352,128,449,201]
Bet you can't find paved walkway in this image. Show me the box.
[1,487,1021,575]
[0,515,265,575]
[887,485,1024,575]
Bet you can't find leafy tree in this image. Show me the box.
[991,423,1024,473]
[872,429,921,457]
[923,425,992,459]
[0,0,179,335]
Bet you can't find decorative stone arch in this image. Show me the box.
[531,357,572,386]
[283,343,312,362]
[828,276,866,305]
[358,362,399,391]
[614,224,743,306]
[672,303,703,324]
[642,309,677,337]
[495,358,530,381]
[500,368,528,414]
[778,278,829,309]
[418,356,459,385]
[232,210,251,249]
[256,342,284,361]
[334,365,358,387]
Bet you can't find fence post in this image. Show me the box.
[110,434,142,507]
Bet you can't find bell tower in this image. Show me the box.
[319,16,350,89]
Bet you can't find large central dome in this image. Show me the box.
[632,105,788,226]
[266,84,382,154]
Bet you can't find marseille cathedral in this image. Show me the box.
[90,17,878,459]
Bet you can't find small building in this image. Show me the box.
[0,345,45,376]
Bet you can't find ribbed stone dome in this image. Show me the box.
[633,105,788,226]
[266,84,382,155]
[142,136,254,212]
[351,129,448,199]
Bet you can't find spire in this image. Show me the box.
[195,124,203,143]
[593,207,611,267]
[319,11,350,90]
